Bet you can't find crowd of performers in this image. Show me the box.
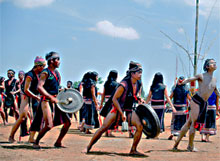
[0,53,219,154]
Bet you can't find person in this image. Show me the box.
[99,70,118,137]
[200,91,219,142]
[15,71,29,138]
[83,71,100,134]
[3,69,19,122]
[33,51,71,149]
[66,80,78,122]
[0,76,6,125]
[145,72,176,135]
[84,61,145,156]
[173,58,220,152]
[8,57,46,143]
[168,76,191,140]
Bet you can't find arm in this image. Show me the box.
[112,86,126,121]
[164,88,176,113]
[91,85,98,110]
[145,90,152,104]
[214,87,220,98]
[24,76,40,101]
[181,74,202,85]
[99,88,105,109]
[216,95,219,116]
[37,72,58,103]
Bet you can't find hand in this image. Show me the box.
[99,104,103,110]
[172,107,177,113]
[50,95,58,103]
[36,96,41,102]
[121,113,126,122]
[216,110,220,116]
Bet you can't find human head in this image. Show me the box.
[34,56,46,67]
[127,61,142,81]
[91,71,98,82]
[107,70,118,81]
[152,72,163,86]
[45,51,60,66]
[0,76,5,83]
[67,80,73,88]
[18,70,25,80]
[178,76,185,83]
[7,69,15,79]
[203,58,216,72]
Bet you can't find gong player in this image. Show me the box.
[84,61,145,156]
[33,51,71,149]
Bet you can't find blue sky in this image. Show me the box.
[0,0,219,94]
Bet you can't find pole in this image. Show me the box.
[194,0,199,76]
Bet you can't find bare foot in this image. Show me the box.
[168,134,173,140]
[82,146,91,154]
[187,146,198,152]
[33,143,41,149]
[54,142,66,148]
[85,130,92,134]
[129,150,145,156]
[172,147,178,151]
[8,136,16,143]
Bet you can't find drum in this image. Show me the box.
[57,88,83,113]
[135,104,160,138]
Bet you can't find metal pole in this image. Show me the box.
[194,0,199,76]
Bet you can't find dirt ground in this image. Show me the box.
[0,112,220,161]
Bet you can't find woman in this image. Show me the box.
[200,91,219,142]
[99,70,118,137]
[83,71,99,134]
[146,72,176,135]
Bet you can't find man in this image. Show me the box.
[168,76,191,140]
[173,58,220,152]
[84,61,145,156]
[8,57,46,143]
[33,51,71,149]
[4,69,19,122]
[66,80,78,122]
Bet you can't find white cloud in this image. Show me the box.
[71,36,77,41]
[184,0,220,18]
[0,0,5,3]
[12,0,55,8]
[163,42,172,49]
[177,27,184,34]
[89,20,140,40]
[132,0,153,8]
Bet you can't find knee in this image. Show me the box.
[136,124,143,131]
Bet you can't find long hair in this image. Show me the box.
[107,70,118,82]
[150,72,163,91]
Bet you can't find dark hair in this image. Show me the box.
[0,76,5,83]
[90,71,98,81]
[45,51,59,65]
[7,69,15,75]
[67,80,73,85]
[107,70,118,82]
[203,58,214,72]
[150,72,163,91]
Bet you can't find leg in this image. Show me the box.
[130,111,144,155]
[173,116,191,149]
[34,102,53,147]
[187,101,200,151]
[54,120,71,147]
[9,98,29,142]
[85,112,117,153]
